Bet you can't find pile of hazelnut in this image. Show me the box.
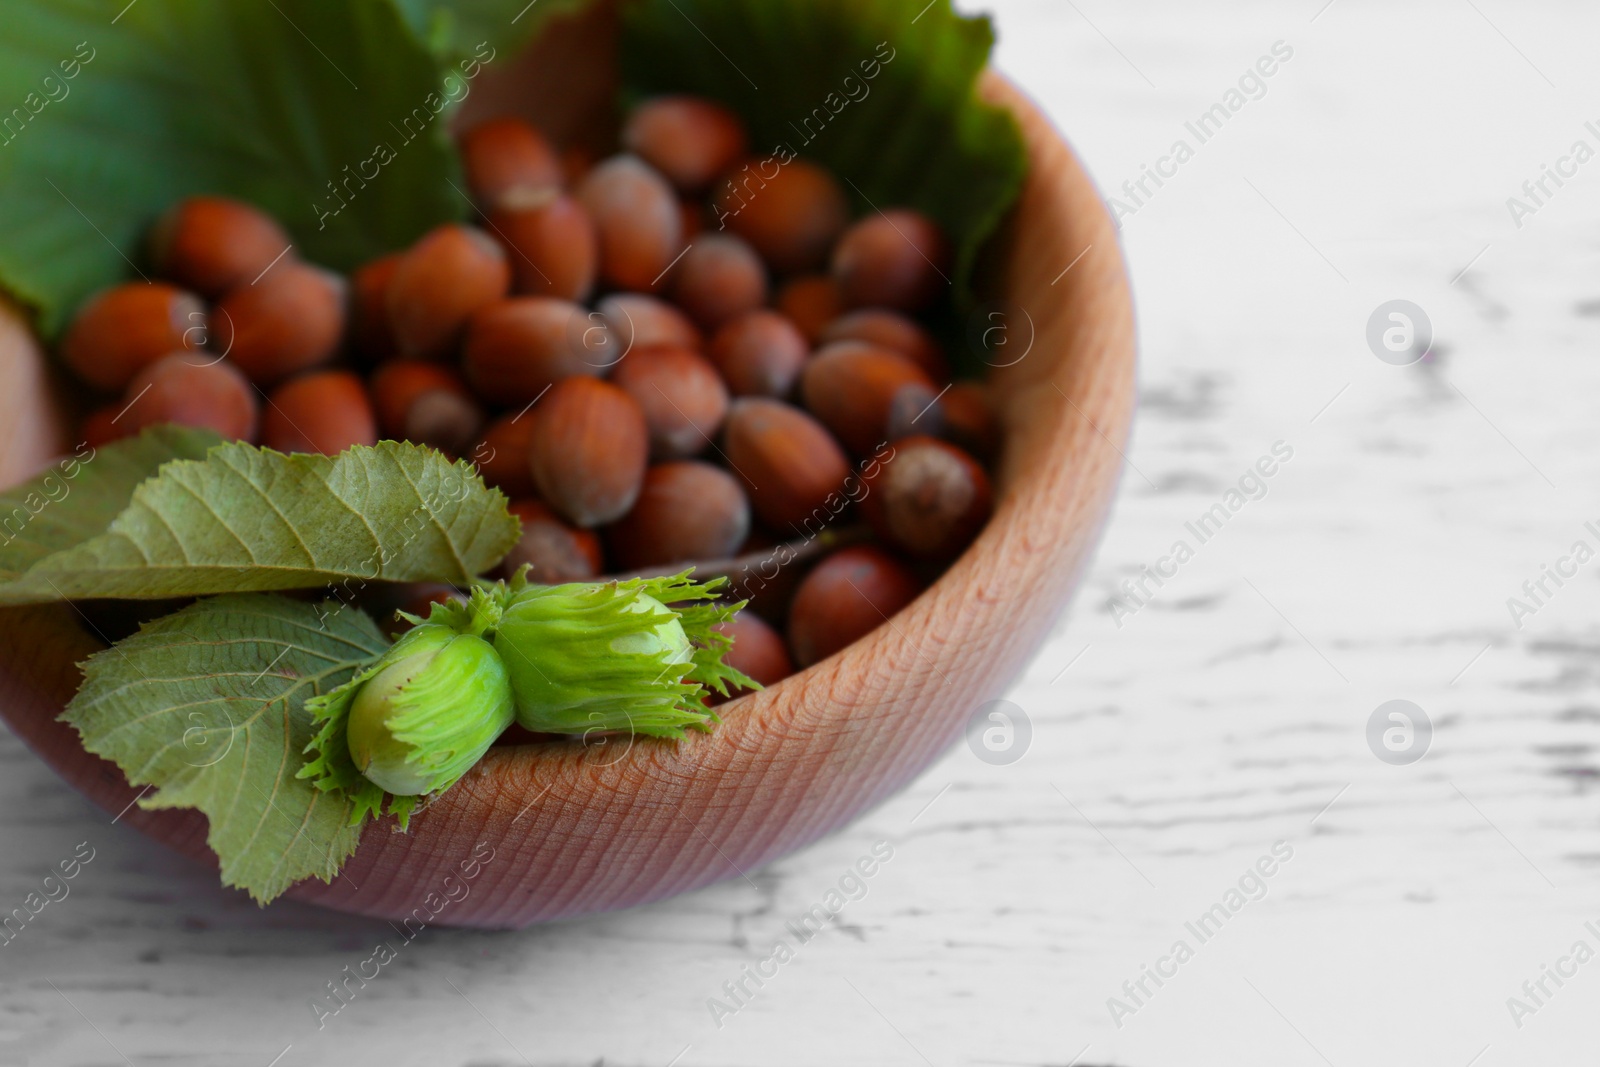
[58,95,997,696]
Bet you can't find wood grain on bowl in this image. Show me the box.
[0,8,1134,928]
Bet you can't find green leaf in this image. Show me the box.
[0,440,519,606]
[618,0,1026,316]
[62,594,389,904]
[0,425,220,581]
[0,0,466,337]
[389,0,595,64]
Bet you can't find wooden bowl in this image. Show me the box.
[0,5,1134,928]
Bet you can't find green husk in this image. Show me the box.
[299,586,513,826]
[302,573,757,823]
[494,569,757,738]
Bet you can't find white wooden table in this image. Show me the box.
[5,1,1599,1064]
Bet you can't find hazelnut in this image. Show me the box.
[526,377,649,527]
[503,499,603,584]
[708,310,810,398]
[940,381,999,460]
[714,157,847,274]
[610,345,729,459]
[386,224,510,359]
[708,610,793,703]
[623,96,748,192]
[776,274,845,344]
[787,545,921,667]
[458,117,562,206]
[671,233,767,331]
[819,308,948,382]
[121,353,259,441]
[462,297,604,406]
[211,262,347,386]
[80,403,127,448]
[861,435,992,560]
[61,282,206,392]
[149,196,292,298]
[403,390,485,458]
[721,398,850,532]
[606,461,750,570]
[831,209,949,312]
[597,292,703,354]
[577,155,684,292]
[260,371,377,455]
[350,253,401,361]
[470,413,538,499]
[798,341,935,455]
[370,361,471,439]
[486,187,598,302]
[884,381,945,444]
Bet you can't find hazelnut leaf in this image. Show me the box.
[61,593,390,905]
[0,0,465,337]
[0,425,220,581]
[0,440,520,605]
[390,0,595,64]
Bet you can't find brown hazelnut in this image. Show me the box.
[606,461,750,570]
[713,157,847,274]
[940,381,1000,460]
[212,262,347,387]
[623,96,748,193]
[776,274,845,344]
[470,413,538,499]
[597,292,703,355]
[260,371,377,455]
[80,403,127,448]
[462,297,604,407]
[787,545,921,667]
[121,354,259,441]
[831,209,949,313]
[148,196,293,299]
[458,117,563,206]
[610,345,729,459]
[708,610,793,702]
[671,233,767,331]
[862,435,992,560]
[370,361,471,438]
[577,155,684,292]
[386,224,510,359]
[798,341,935,455]
[503,499,603,584]
[708,310,810,398]
[486,187,598,302]
[819,308,949,382]
[403,390,485,458]
[61,282,207,392]
[721,398,850,533]
[526,377,649,527]
[350,253,401,361]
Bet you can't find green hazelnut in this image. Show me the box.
[342,622,514,796]
[493,574,747,738]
